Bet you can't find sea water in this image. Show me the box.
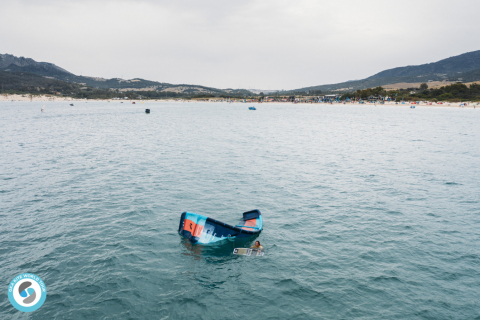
[1,101,479,319]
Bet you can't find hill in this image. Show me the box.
[289,50,480,93]
[0,70,128,99]
[0,54,72,77]
[0,70,79,93]
[367,50,480,79]
[0,53,251,97]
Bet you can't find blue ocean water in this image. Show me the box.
[1,101,479,319]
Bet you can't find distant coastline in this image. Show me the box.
[1,94,478,108]
[3,50,480,102]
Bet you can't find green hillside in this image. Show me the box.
[0,70,253,99]
[0,71,124,99]
[367,50,480,79]
[0,53,252,97]
[289,50,480,93]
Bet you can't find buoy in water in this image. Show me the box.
[145,109,150,114]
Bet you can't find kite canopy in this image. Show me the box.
[178,210,263,244]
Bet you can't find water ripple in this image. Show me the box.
[1,102,479,319]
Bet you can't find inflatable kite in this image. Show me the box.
[178,209,263,244]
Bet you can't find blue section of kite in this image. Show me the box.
[178,209,263,244]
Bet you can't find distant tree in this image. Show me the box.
[259,92,264,97]
[419,83,428,90]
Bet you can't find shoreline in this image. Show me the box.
[0,94,478,108]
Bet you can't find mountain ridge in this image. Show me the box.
[2,50,480,96]
[367,50,480,80]
[0,53,250,96]
[290,50,480,93]
[0,53,71,75]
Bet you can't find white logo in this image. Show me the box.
[8,273,47,312]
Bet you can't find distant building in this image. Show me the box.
[367,95,385,101]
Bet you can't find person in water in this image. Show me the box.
[250,241,263,250]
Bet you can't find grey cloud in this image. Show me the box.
[2,0,480,89]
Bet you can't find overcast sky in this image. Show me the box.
[1,0,479,90]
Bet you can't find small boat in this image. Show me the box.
[145,109,150,114]
[178,209,263,244]
[132,102,136,104]
[248,106,256,110]
[70,103,74,106]
[410,105,415,108]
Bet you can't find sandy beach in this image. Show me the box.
[0,94,478,108]
[0,94,78,102]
